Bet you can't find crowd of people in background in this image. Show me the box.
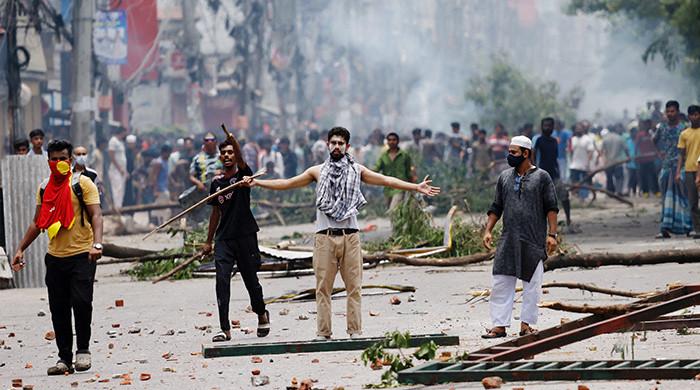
[12,98,700,237]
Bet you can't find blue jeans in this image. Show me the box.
[570,169,590,198]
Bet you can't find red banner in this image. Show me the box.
[117,0,158,81]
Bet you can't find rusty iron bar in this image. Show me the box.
[398,359,700,385]
[627,314,700,332]
[465,285,700,362]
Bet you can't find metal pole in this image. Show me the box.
[70,0,95,147]
[5,0,21,149]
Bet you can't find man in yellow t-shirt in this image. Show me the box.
[11,139,103,376]
[677,104,700,236]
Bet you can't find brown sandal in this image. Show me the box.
[519,326,537,336]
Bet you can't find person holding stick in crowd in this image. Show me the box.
[242,126,440,339]
[203,133,270,342]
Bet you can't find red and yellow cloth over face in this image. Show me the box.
[36,160,75,240]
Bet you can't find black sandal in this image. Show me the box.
[257,310,270,337]
[481,328,506,339]
[211,331,231,342]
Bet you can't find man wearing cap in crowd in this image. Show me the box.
[481,135,559,339]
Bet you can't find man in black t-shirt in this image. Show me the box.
[534,117,571,226]
[203,137,270,342]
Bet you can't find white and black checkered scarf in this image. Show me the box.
[316,154,367,221]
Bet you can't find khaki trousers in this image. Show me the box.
[313,232,363,337]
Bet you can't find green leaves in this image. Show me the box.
[361,331,441,388]
[412,341,438,361]
[465,55,582,133]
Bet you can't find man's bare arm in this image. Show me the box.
[248,166,318,190]
[360,165,440,196]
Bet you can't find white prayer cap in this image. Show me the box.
[126,134,137,143]
[510,135,532,150]
[176,138,185,146]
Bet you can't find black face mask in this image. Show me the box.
[507,154,526,168]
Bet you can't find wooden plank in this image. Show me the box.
[202,333,459,359]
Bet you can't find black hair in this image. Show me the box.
[161,144,173,153]
[412,128,422,135]
[478,129,487,135]
[218,138,234,151]
[327,126,351,143]
[386,132,400,141]
[424,129,433,138]
[666,100,680,110]
[29,128,45,139]
[308,130,319,141]
[688,105,700,115]
[470,123,479,129]
[541,117,555,126]
[279,136,291,145]
[14,138,29,149]
[47,139,73,157]
[450,122,460,129]
[183,136,194,142]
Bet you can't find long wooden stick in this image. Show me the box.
[540,282,652,298]
[566,183,634,207]
[142,170,265,240]
[539,301,651,315]
[152,251,205,284]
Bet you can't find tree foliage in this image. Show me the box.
[568,0,700,84]
[465,56,583,132]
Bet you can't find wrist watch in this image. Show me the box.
[93,243,103,250]
[548,233,558,239]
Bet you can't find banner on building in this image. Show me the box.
[93,10,128,64]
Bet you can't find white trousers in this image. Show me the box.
[489,261,544,327]
[108,168,126,210]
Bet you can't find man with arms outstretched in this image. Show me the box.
[244,126,440,339]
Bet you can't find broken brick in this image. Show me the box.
[577,386,590,390]
[390,296,401,305]
[161,352,173,360]
[108,343,115,349]
[111,324,120,328]
[70,382,78,387]
[251,369,260,376]
[139,373,151,381]
[481,376,503,389]
[44,331,55,341]
[115,300,124,307]
[369,311,380,317]
[11,379,22,388]
[24,362,32,369]
[231,320,241,328]
[8,332,16,337]
[251,356,263,363]
[98,379,110,383]
[311,358,319,363]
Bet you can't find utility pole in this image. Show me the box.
[70,0,95,147]
[182,0,203,135]
[5,0,21,148]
